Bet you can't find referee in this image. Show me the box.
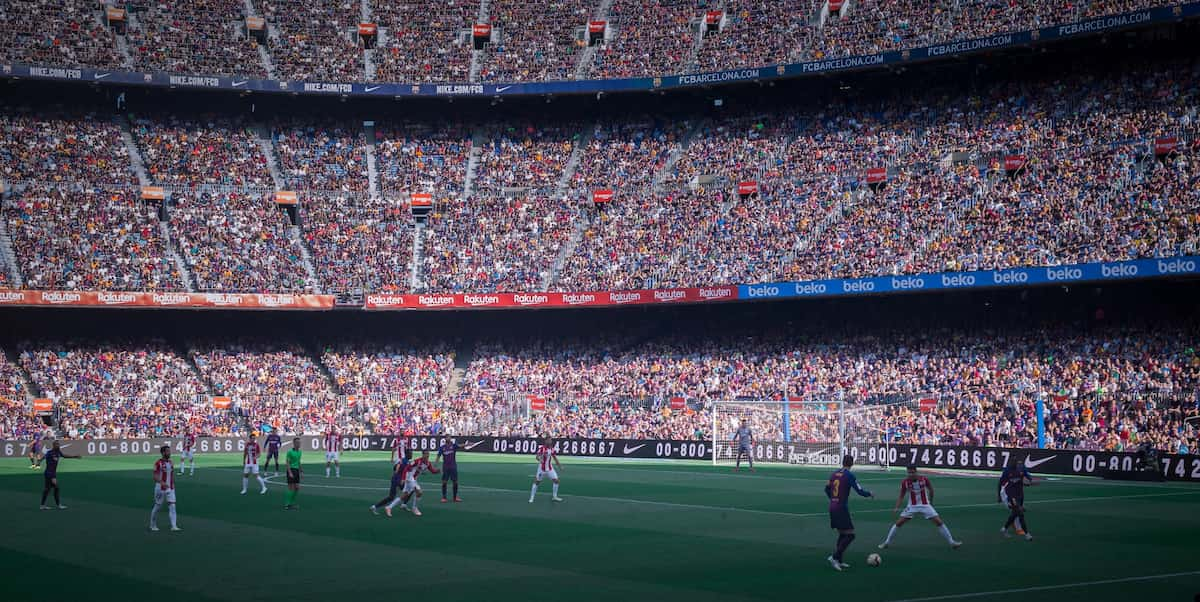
[284,438,303,510]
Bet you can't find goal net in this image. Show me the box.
[711,399,907,469]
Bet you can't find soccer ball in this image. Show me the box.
[867,553,882,567]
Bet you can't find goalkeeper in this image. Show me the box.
[732,419,755,472]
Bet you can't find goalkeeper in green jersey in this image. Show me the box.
[284,439,303,510]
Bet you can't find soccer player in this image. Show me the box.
[437,437,464,503]
[240,434,267,495]
[390,434,406,466]
[284,438,303,510]
[324,427,341,478]
[824,454,872,571]
[732,419,754,472]
[370,453,409,517]
[388,450,438,517]
[28,434,43,469]
[150,445,181,531]
[999,462,1036,540]
[878,466,961,549]
[39,440,79,510]
[263,430,282,474]
[528,437,563,503]
[179,430,196,476]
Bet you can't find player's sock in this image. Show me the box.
[937,524,956,544]
[257,476,267,492]
[150,502,161,527]
[1004,512,1018,529]
[442,482,448,499]
[529,483,538,501]
[168,504,177,529]
[1016,513,1028,533]
[883,524,898,545]
[40,487,50,505]
[326,466,330,477]
[412,496,420,511]
[335,466,340,477]
[552,482,559,498]
[453,481,459,498]
[385,497,402,510]
[53,486,61,506]
[242,477,248,492]
[834,533,855,561]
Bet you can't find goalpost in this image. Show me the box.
[711,399,909,469]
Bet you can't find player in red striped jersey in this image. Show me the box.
[390,434,406,467]
[528,437,563,503]
[178,431,196,476]
[324,427,341,478]
[240,434,268,495]
[878,466,961,549]
[387,451,439,517]
[150,445,181,531]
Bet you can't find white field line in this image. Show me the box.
[884,570,1200,602]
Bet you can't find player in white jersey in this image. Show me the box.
[878,466,961,549]
[528,437,563,503]
[240,434,267,495]
[150,445,181,531]
[387,451,438,517]
[178,431,197,476]
[390,435,407,466]
[324,428,341,478]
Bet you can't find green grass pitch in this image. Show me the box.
[2,452,1198,602]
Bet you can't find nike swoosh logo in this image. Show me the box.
[95,73,110,79]
[232,80,247,87]
[495,85,512,93]
[364,85,381,92]
[622,444,645,454]
[1023,455,1057,469]
[463,441,484,450]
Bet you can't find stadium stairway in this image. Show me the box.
[2,347,41,400]
[572,0,616,81]
[289,225,323,294]
[0,213,25,288]
[118,117,152,187]
[256,127,286,190]
[446,339,477,397]
[180,346,216,396]
[364,122,382,200]
[462,131,485,197]
[410,221,424,291]
[468,0,492,82]
[243,0,279,79]
[107,9,136,70]
[541,124,596,289]
[159,220,197,292]
[653,120,703,194]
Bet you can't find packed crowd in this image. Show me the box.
[375,122,473,196]
[371,0,480,84]
[0,322,1195,453]
[0,110,135,186]
[0,0,123,70]
[301,194,414,293]
[4,187,184,291]
[690,0,812,73]
[255,0,363,82]
[473,122,581,194]
[170,192,313,292]
[588,0,700,79]
[131,114,273,188]
[479,0,591,82]
[571,118,688,195]
[126,0,266,78]
[272,120,368,192]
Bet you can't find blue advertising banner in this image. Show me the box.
[739,257,1200,301]
[0,4,1194,99]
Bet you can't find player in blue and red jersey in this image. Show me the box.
[437,437,464,503]
[263,430,283,474]
[370,451,409,518]
[39,440,80,510]
[824,454,873,571]
[999,462,1036,540]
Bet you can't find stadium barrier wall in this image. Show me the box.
[0,4,1194,98]
[4,435,1197,482]
[2,255,1196,311]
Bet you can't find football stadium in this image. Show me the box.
[1,1,1199,600]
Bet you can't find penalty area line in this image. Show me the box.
[884,570,1200,602]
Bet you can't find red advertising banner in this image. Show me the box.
[363,286,738,310]
[737,181,758,195]
[588,21,607,33]
[32,398,53,413]
[473,24,492,37]
[705,10,724,25]
[828,0,845,12]
[410,192,433,207]
[592,189,614,204]
[245,16,265,31]
[141,186,165,201]
[528,396,546,412]
[275,191,298,205]
[919,397,937,413]
[106,7,126,21]
[211,396,232,409]
[1155,137,1178,155]
[866,168,887,183]
[0,290,335,310]
[358,23,377,35]
[669,397,686,410]
[1004,155,1027,171]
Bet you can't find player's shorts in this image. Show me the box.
[829,507,854,530]
[441,467,458,481]
[325,451,340,463]
[402,477,422,494]
[180,449,194,460]
[536,468,558,481]
[43,473,56,487]
[266,449,280,459]
[243,463,260,475]
[738,444,753,453]
[154,486,177,504]
[287,468,301,484]
[900,504,939,520]
[1000,489,1024,508]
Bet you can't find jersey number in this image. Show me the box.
[829,480,840,497]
